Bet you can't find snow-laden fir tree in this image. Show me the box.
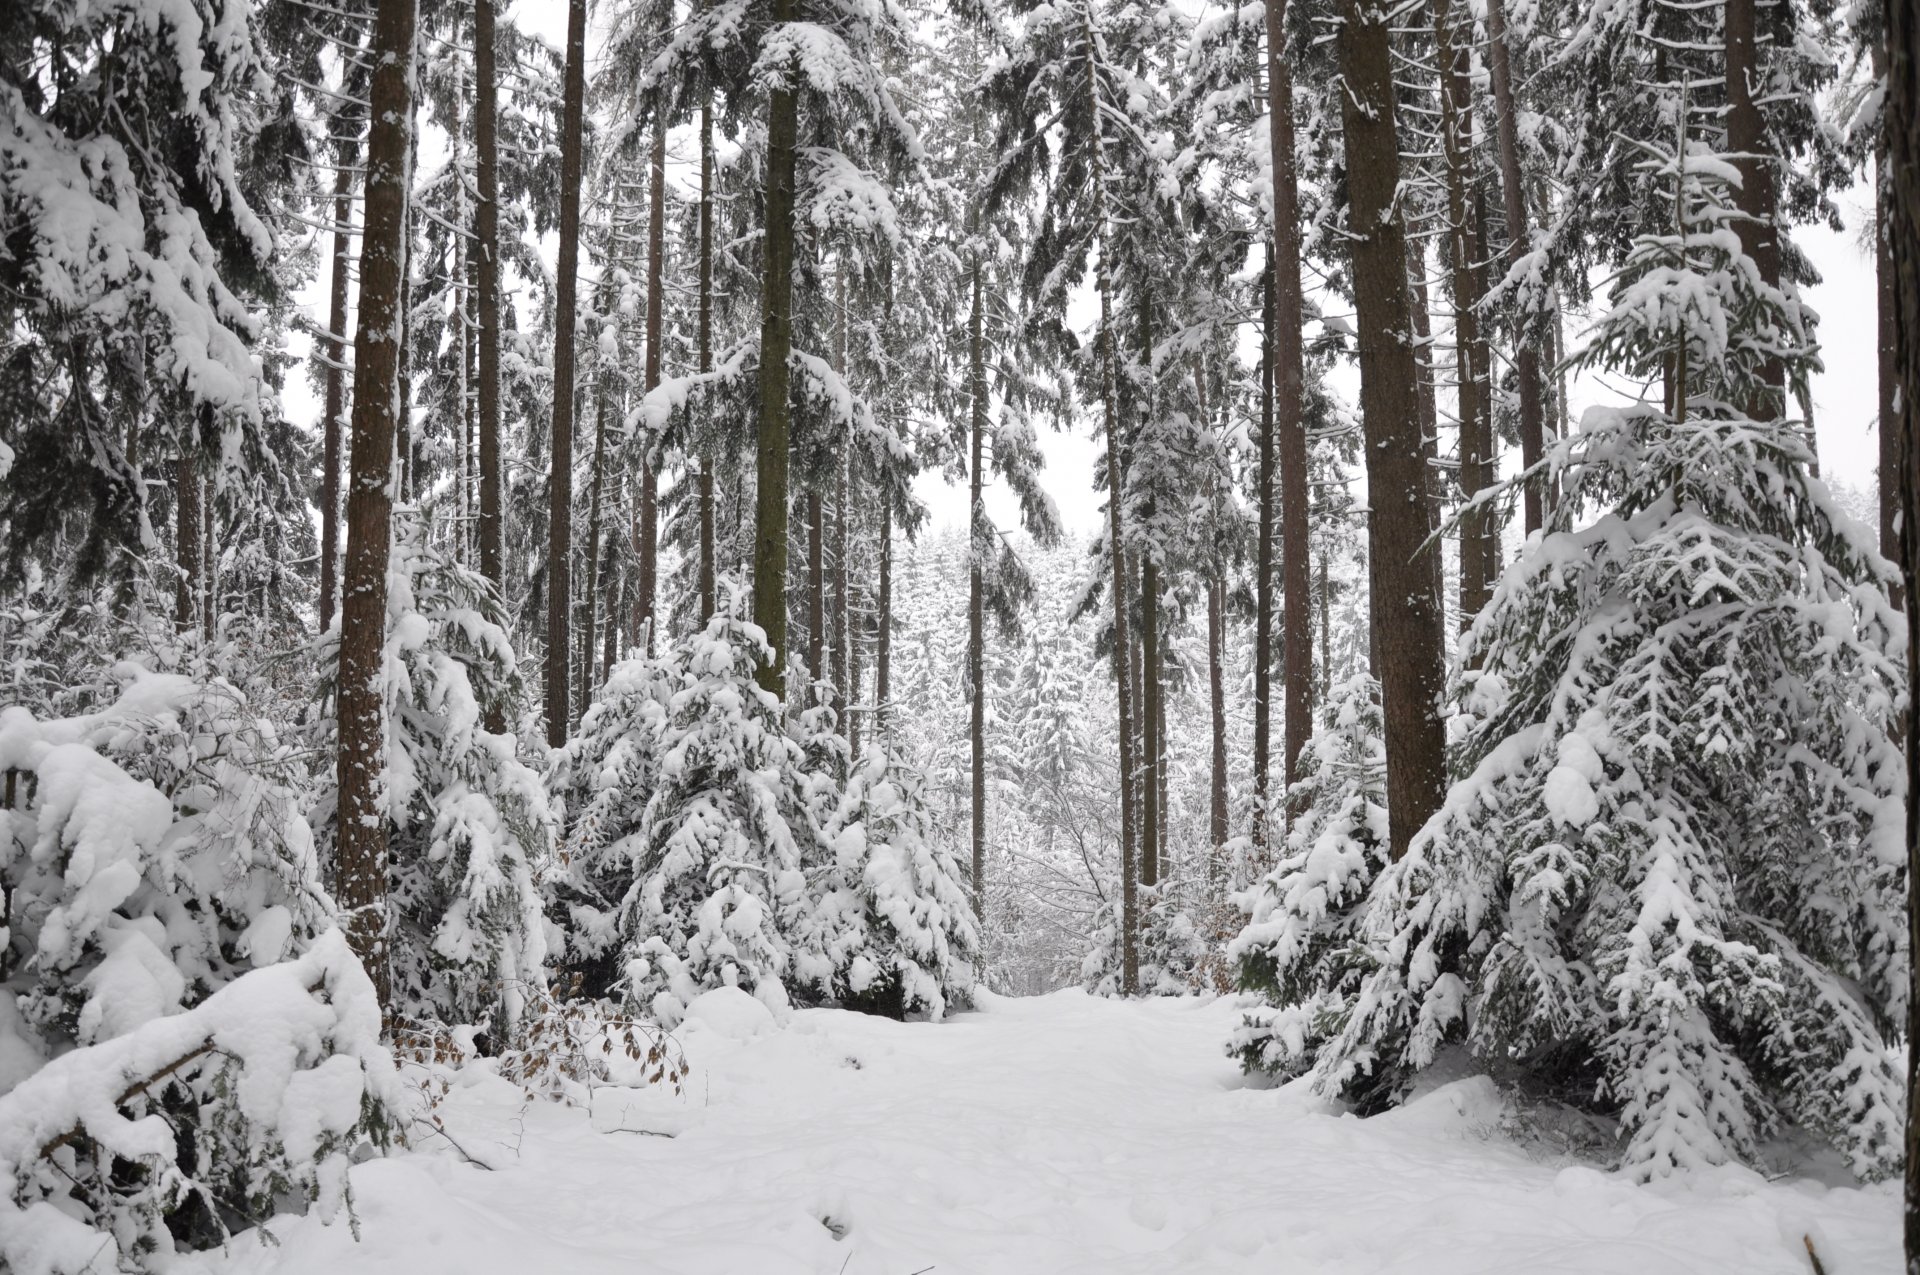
[1227,673,1387,1076]
[616,600,815,1025]
[1296,135,1907,1181]
[547,653,678,994]
[796,748,980,1019]
[2,661,330,1069]
[315,514,552,1036]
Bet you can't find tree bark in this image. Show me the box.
[580,385,609,709]
[1724,0,1782,417]
[807,490,824,679]
[1881,59,1903,598]
[1253,255,1275,850]
[1338,0,1449,862]
[1433,0,1494,627]
[752,0,800,695]
[176,453,201,634]
[334,0,416,1011]
[698,78,717,624]
[969,258,988,919]
[874,497,893,739]
[545,0,587,744]
[475,0,504,709]
[1208,576,1228,859]
[1485,0,1546,533]
[638,105,666,655]
[320,129,355,634]
[1141,555,1160,890]
[832,267,851,713]
[1884,0,1920,1265]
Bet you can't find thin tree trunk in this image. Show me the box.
[1252,255,1275,849]
[335,0,415,1011]
[475,0,505,723]
[969,258,988,919]
[1141,555,1160,890]
[176,454,200,634]
[545,0,587,744]
[874,497,893,739]
[580,385,609,709]
[807,491,824,680]
[1485,0,1546,533]
[1724,0,1782,416]
[320,132,355,634]
[832,267,851,713]
[1208,576,1228,860]
[1266,0,1314,813]
[638,105,666,655]
[1337,0,1449,862]
[1082,4,1137,995]
[752,0,800,695]
[1434,0,1493,627]
[698,76,717,624]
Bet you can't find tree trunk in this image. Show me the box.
[176,453,200,634]
[1434,0,1493,627]
[1485,0,1546,533]
[698,78,717,625]
[580,385,609,709]
[752,0,799,695]
[638,105,666,655]
[969,258,988,919]
[1724,0,1782,417]
[1141,555,1160,891]
[545,0,587,744]
[807,490,824,679]
[334,0,415,1012]
[320,130,355,634]
[475,0,505,724]
[1082,10,1137,995]
[1881,53,1903,599]
[1208,576,1228,862]
[874,496,893,739]
[1884,0,1920,1264]
[832,267,851,713]
[1252,255,1275,850]
[1337,0,1449,862]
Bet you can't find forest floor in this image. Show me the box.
[207,990,1896,1274]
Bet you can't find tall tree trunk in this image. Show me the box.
[176,453,201,634]
[1880,42,1903,601]
[1208,576,1228,860]
[1338,0,1449,862]
[475,0,504,681]
[1434,0,1493,627]
[638,105,666,655]
[1884,0,1920,1264]
[335,0,415,1011]
[545,0,587,744]
[831,267,851,712]
[320,130,355,634]
[1082,8,1137,996]
[1141,555,1160,890]
[698,78,717,624]
[580,385,609,709]
[1265,0,1314,811]
[752,0,800,695]
[874,496,893,739]
[1724,0,1782,417]
[1252,256,1275,849]
[1485,0,1546,533]
[807,491,824,679]
[969,258,988,918]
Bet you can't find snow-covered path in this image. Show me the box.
[212,991,1896,1274]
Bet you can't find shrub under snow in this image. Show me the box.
[0,929,400,1274]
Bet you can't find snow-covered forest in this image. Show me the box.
[7,0,1920,1268]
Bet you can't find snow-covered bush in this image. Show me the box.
[1300,140,1907,1179]
[314,518,552,1038]
[1227,673,1389,1075]
[0,929,400,1274]
[547,654,679,995]
[796,748,979,1019]
[616,608,814,1025]
[2,664,330,1071]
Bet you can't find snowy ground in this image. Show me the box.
[207,991,1897,1274]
